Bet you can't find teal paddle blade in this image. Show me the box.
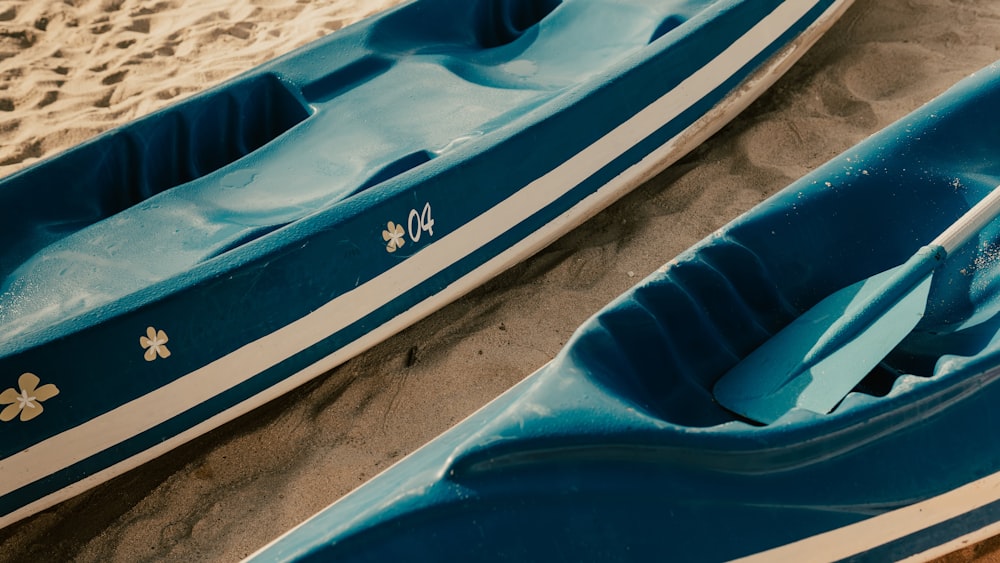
[713,254,935,425]
[795,274,932,414]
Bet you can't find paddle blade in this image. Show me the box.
[714,264,933,424]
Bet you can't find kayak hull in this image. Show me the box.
[0,0,853,528]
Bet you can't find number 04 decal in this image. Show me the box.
[407,202,435,242]
[382,203,435,253]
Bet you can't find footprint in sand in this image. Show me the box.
[101,69,128,85]
[558,244,621,291]
[842,42,931,102]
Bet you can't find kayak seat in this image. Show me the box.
[563,238,798,428]
[440,1,672,91]
[367,0,706,91]
[0,73,308,273]
[0,74,314,338]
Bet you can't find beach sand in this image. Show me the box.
[1,0,1000,560]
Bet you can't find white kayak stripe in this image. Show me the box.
[900,517,1000,562]
[0,0,826,508]
[732,468,1000,562]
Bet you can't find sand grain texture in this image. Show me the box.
[1,0,1000,561]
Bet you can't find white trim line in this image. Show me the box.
[0,0,838,529]
[900,519,1000,562]
[733,469,1000,562]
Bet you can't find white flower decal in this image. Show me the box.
[0,373,59,422]
[382,221,405,253]
[140,326,171,361]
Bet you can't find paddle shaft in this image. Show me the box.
[935,186,1000,252]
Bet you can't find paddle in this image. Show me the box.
[713,186,1000,425]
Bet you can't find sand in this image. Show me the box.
[1,0,1000,561]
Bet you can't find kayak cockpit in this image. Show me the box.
[570,161,1000,435]
[0,0,721,348]
[368,0,707,91]
[443,162,1000,480]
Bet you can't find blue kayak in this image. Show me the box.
[0,0,853,527]
[249,61,1000,562]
